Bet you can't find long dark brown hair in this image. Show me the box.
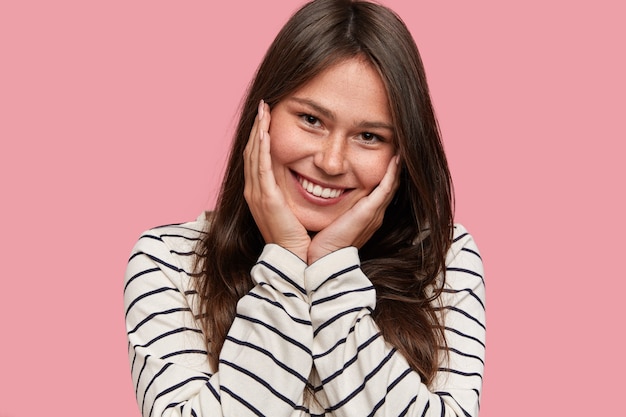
[195,0,453,386]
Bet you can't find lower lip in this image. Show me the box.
[291,171,349,206]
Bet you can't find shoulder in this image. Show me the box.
[446,224,483,275]
[131,211,209,261]
[124,212,210,301]
[441,223,485,301]
[135,211,209,253]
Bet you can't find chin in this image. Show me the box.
[298,216,334,233]
[301,222,327,233]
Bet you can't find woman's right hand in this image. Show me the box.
[243,100,311,262]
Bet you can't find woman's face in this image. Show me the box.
[269,57,396,232]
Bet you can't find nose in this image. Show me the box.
[314,134,348,176]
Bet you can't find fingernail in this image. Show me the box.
[395,155,400,165]
[258,99,264,119]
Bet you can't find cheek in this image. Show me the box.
[355,153,394,191]
[268,121,299,165]
[269,138,291,166]
[268,128,307,189]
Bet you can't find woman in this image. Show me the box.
[124,0,485,416]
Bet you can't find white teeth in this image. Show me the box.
[299,177,343,199]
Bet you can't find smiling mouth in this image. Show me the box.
[297,175,345,199]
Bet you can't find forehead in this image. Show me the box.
[287,57,393,125]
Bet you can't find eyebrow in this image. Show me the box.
[288,96,395,132]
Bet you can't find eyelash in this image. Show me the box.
[359,132,385,144]
[299,113,321,127]
[298,113,386,144]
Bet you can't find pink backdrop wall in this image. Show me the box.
[1,1,624,415]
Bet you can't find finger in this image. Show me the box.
[257,102,276,190]
[351,155,400,232]
[251,100,270,185]
[361,154,400,210]
[243,102,263,200]
[377,154,401,204]
[258,100,270,136]
[244,101,262,159]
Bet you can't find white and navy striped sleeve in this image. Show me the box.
[124,221,314,417]
[304,224,485,416]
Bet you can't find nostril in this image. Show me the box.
[315,145,348,175]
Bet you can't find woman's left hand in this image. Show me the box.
[307,155,400,264]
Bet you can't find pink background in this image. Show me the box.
[1,0,624,415]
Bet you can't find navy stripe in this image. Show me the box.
[327,348,396,411]
[320,332,382,385]
[220,359,307,411]
[447,266,485,285]
[161,349,207,360]
[461,247,482,260]
[134,327,203,349]
[398,395,419,417]
[313,316,366,359]
[159,233,203,241]
[130,348,137,374]
[313,306,373,337]
[445,326,486,348]
[135,354,151,394]
[313,335,348,360]
[366,368,412,417]
[453,232,469,243]
[311,285,374,306]
[134,252,184,273]
[154,223,206,234]
[446,306,486,330]
[387,367,412,392]
[442,287,485,310]
[313,264,360,292]
[447,347,485,365]
[435,392,473,417]
[142,362,173,414]
[236,314,312,354]
[124,267,160,292]
[129,251,201,278]
[247,292,311,326]
[437,368,483,379]
[125,287,179,318]
[220,386,266,417]
[205,380,220,402]
[257,260,306,295]
[225,335,309,384]
[148,375,210,417]
[136,234,163,243]
[439,395,445,417]
[127,307,191,335]
[152,222,186,229]
[258,281,301,298]
[446,267,483,280]
[170,249,197,256]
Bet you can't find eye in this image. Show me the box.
[299,114,321,127]
[359,132,384,144]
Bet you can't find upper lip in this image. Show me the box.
[291,170,350,191]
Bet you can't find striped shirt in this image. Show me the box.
[124,212,485,416]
